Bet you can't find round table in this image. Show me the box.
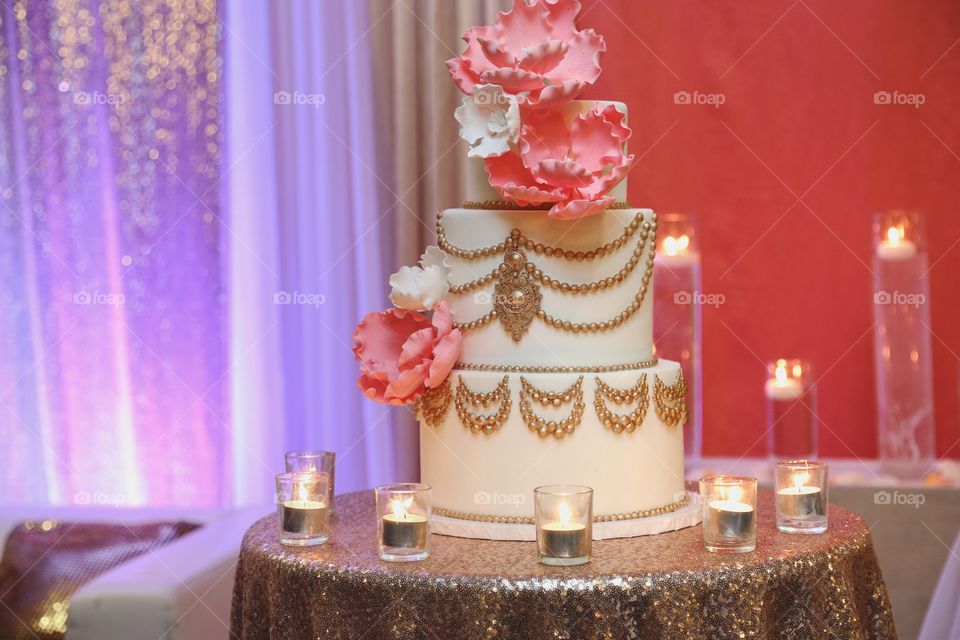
[230,490,897,640]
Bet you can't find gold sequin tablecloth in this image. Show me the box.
[230,490,896,640]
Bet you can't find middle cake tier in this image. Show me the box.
[439,207,656,368]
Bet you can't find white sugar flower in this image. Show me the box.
[389,246,452,311]
[454,84,522,158]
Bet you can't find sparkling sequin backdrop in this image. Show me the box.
[0,1,226,505]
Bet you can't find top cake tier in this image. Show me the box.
[466,100,629,204]
[439,205,655,369]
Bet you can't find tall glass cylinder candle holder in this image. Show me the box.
[275,472,330,546]
[653,213,703,459]
[285,450,336,513]
[375,484,431,562]
[699,476,757,553]
[775,460,828,534]
[534,485,593,566]
[872,210,936,479]
[765,359,817,459]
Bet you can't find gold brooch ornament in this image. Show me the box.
[594,375,649,433]
[519,376,585,439]
[454,375,511,435]
[654,371,688,427]
[493,245,542,341]
[414,379,452,427]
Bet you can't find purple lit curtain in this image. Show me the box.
[0,1,227,506]
[220,0,511,503]
[223,0,417,504]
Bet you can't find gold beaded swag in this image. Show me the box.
[437,208,655,340]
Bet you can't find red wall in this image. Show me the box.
[583,0,960,458]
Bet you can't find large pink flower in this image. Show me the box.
[485,104,634,220]
[446,0,605,107]
[353,302,462,406]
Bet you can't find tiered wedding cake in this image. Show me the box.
[353,0,688,533]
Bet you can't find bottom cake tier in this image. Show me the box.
[418,359,687,523]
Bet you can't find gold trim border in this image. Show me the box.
[433,493,690,525]
[454,358,658,374]
[462,200,634,210]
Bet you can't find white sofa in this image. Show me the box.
[0,505,268,640]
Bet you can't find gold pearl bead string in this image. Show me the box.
[519,376,586,439]
[453,224,657,335]
[452,359,658,374]
[436,209,648,262]
[461,200,633,211]
[432,493,690,525]
[654,371,688,428]
[594,375,649,434]
[454,375,512,435]
[414,379,452,427]
[448,227,651,296]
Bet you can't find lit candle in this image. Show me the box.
[876,226,917,261]
[706,486,755,538]
[764,360,803,400]
[657,233,699,267]
[282,482,329,536]
[539,502,589,559]
[776,471,825,518]
[381,497,428,549]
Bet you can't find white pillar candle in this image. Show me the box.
[876,226,917,261]
[764,361,803,400]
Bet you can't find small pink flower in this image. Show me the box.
[446,0,605,108]
[485,104,634,220]
[353,302,462,405]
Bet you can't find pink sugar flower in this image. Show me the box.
[485,103,634,220]
[446,0,605,108]
[353,302,462,405]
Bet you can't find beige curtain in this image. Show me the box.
[367,0,511,266]
[363,1,509,474]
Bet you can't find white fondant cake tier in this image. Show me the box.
[419,360,686,521]
[441,207,655,368]
[466,100,629,204]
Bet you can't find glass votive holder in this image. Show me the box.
[775,460,828,534]
[534,485,593,566]
[285,450,336,514]
[699,476,757,553]
[764,359,817,459]
[275,472,330,546]
[375,483,431,562]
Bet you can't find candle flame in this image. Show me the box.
[662,234,690,256]
[886,226,903,246]
[296,482,309,503]
[558,502,572,526]
[793,472,809,489]
[791,363,802,378]
[725,485,744,502]
[774,363,788,384]
[390,497,413,519]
